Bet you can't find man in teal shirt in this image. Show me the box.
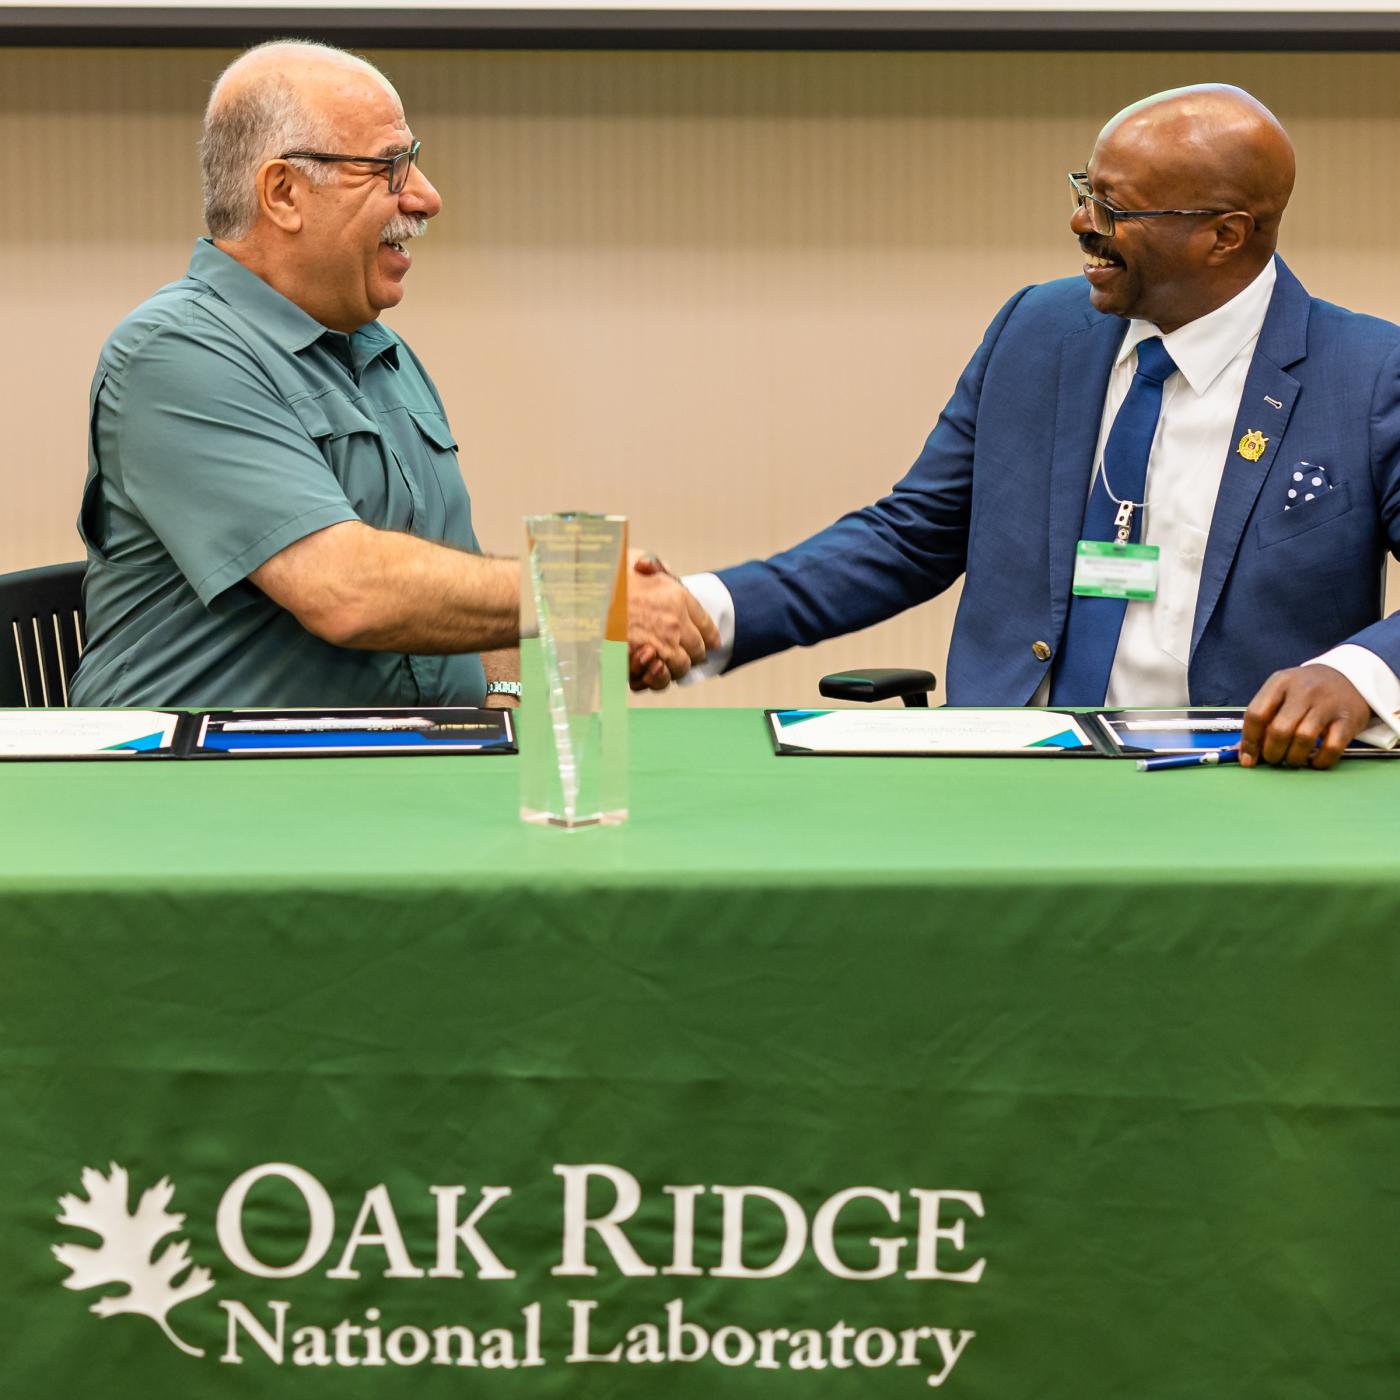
[73,40,714,707]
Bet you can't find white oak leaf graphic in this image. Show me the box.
[52,1162,214,1357]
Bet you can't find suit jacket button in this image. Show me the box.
[1032,640,1052,662]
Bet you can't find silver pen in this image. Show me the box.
[217,716,438,733]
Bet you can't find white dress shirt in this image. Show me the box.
[685,263,1400,745]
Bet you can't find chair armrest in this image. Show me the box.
[818,668,936,707]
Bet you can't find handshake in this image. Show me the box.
[625,550,720,692]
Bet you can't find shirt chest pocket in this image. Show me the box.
[288,390,416,531]
[1151,519,1208,666]
[408,407,457,455]
[405,408,458,485]
[399,407,472,540]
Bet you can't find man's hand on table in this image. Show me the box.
[627,551,719,691]
[1239,664,1372,769]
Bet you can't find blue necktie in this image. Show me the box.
[1049,336,1178,707]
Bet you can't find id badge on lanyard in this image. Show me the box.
[1072,500,1159,601]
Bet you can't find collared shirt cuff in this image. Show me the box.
[1306,644,1400,748]
[678,572,736,684]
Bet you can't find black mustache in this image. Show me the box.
[1079,236,1124,265]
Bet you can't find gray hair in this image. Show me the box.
[200,40,388,240]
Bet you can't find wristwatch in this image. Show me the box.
[485,680,522,699]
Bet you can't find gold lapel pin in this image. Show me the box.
[1238,429,1268,462]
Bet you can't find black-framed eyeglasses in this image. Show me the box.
[1068,171,1226,238]
[281,139,422,194]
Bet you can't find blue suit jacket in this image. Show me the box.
[718,258,1400,705]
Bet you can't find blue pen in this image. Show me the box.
[1137,744,1241,772]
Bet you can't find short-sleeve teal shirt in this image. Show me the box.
[70,238,487,708]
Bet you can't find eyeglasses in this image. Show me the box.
[281,139,422,194]
[1068,171,1226,238]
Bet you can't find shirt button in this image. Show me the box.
[1032,640,1053,662]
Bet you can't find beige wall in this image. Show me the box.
[6,46,1400,707]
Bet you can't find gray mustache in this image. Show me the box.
[380,215,428,244]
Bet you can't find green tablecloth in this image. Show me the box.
[3,709,1398,1398]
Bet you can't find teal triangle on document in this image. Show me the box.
[1030,728,1086,749]
[774,710,829,728]
[109,731,166,752]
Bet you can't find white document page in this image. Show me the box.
[0,710,179,756]
[769,708,1094,755]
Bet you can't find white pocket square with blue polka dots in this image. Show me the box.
[1285,461,1334,510]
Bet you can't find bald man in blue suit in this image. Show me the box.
[642,85,1400,770]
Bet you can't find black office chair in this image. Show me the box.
[819,667,936,707]
[0,562,87,707]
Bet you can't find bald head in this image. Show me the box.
[1076,85,1296,331]
[201,40,399,240]
[211,39,388,102]
[1101,85,1295,245]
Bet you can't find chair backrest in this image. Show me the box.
[0,562,87,707]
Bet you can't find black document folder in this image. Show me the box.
[0,707,515,762]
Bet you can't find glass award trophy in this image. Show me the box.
[520,513,629,827]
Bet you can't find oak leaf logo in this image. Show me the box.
[53,1163,214,1357]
